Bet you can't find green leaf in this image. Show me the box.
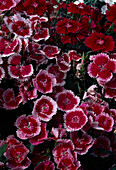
[0,144,7,157]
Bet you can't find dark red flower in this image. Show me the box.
[106,4,116,25]
[56,18,81,34]
[34,160,55,170]
[33,69,56,94]
[68,3,92,15]
[32,95,57,121]
[64,108,88,132]
[70,132,94,155]
[56,90,80,111]
[92,136,112,158]
[15,114,41,139]
[85,32,115,52]
[68,50,81,61]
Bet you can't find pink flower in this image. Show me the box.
[85,32,115,52]
[64,108,88,132]
[33,69,56,94]
[70,132,94,155]
[15,114,41,140]
[51,126,67,140]
[56,90,80,111]
[34,160,55,170]
[43,45,60,59]
[95,113,114,132]
[5,144,31,169]
[88,53,116,82]
[29,123,48,145]
[32,95,57,121]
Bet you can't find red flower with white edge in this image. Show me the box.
[33,69,56,94]
[88,53,116,82]
[0,37,18,57]
[49,85,65,99]
[92,136,112,158]
[56,90,80,111]
[29,123,48,145]
[2,88,22,110]
[30,15,49,42]
[70,132,94,155]
[0,67,5,81]
[85,32,115,52]
[15,114,41,139]
[51,126,67,140]
[8,54,34,80]
[32,95,57,122]
[53,139,75,164]
[104,88,116,100]
[95,113,114,132]
[56,18,81,35]
[64,108,88,132]
[43,45,60,59]
[68,50,81,61]
[5,144,31,169]
[34,160,55,170]
[57,156,81,170]
[56,53,71,72]
[47,64,66,86]
[4,14,32,38]
[0,0,17,12]
[106,4,116,25]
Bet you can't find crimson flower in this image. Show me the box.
[88,53,116,82]
[33,69,56,94]
[56,18,81,34]
[106,4,116,25]
[64,108,88,132]
[15,114,41,139]
[0,0,17,12]
[56,90,80,111]
[43,45,60,59]
[32,95,57,122]
[85,32,115,52]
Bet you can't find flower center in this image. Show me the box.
[72,116,79,123]
[63,98,71,105]
[40,103,49,112]
[32,2,38,8]
[66,23,72,28]
[96,39,104,45]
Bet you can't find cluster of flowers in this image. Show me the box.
[0,0,116,169]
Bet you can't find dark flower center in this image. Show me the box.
[96,39,104,45]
